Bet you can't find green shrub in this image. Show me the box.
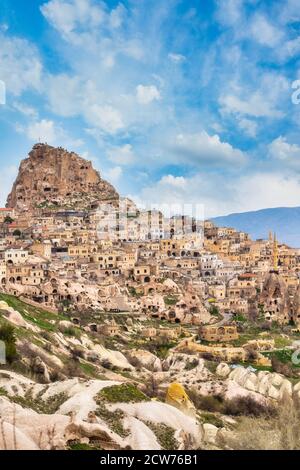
[188,390,224,413]
[209,306,220,317]
[0,323,17,363]
[97,383,148,403]
[184,358,199,370]
[223,396,276,417]
[95,404,129,437]
[189,388,275,418]
[68,442,98,450]
[145,422,179,450]
[164,296,178,306]
[199,411,224,428]
[10,391,68,414]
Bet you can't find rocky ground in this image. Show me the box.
[1,295,300,450]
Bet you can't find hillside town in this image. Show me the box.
[2,146,300,346]
[1,144,300,450]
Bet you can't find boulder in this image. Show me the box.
[31,357,50,383]
[203,423,219,445]
[126,349,162,372]
[58,321,74,333]
[216,363,230,378]
[166,382,196,417]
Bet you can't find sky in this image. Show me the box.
[1,0,300,218]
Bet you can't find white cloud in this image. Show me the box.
[280,0,300,25]
[277,36,300,62]
[138,171,300,219]
[46,74,125,134]
[169,131,247,166]
[268,136,300,169]
[109,4,126,29]
[0,24,9,32]
[236,173,300,211]
[238,118,258,137]
[168,53,186,63]
[121,40,144,61]
[13,101,38,118]
[40,0,105,40]
[17,119,83,148]
[104,166,123,184]
[215,0,243,26]
[0,166,18,207]
[210,122,224,133]
[26,119,57,143]
[107,144,136,165]
[87,104,124,134]
[0,32,42,96]
[46,74,128,134]
[219,92,284,119]
[136,85,161,105]
[45,74,82,117]
[159,175,187,188]
[41,0,141,62]
[250,14,283,47]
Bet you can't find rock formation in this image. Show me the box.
[6,143,119,210]
[0,371,203,450]
[260,271,291,323]
[165,382,196,417]
[292,284,300,326]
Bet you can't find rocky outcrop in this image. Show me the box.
[292,284,300,326]
[216,362,231,378]
[0,371,203,450]
[0,301,39,332]
[228,366,293,401]
[165,382,196,417]
[260,272,291,324]
[7,143,119,210]
[125,349,162,372]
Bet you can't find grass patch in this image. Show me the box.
[95,403,130,437]
[0,386,8,396]
[199,411,224,428]
[68,443,99,450]
[97,383,148,403]
[145,421,179,450]
[184,358,199,370]
[164,295,179,306]
[0,293,68,332]
[8,389,68,414]
[128,287,143,298]
[78,361,104,379]
[234,314,247,323]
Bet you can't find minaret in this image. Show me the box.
[273,232,278,272]
[268,231,273,243]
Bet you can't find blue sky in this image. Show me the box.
[1,0,300,217]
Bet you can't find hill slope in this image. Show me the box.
[212,207,300,248]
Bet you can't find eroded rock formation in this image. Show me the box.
[7,143,119,210]
[260,272,291,323]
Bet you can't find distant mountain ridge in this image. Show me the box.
[211,206,300,248]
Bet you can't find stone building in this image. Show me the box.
[199,324,239,342]
[98,319,120,336]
